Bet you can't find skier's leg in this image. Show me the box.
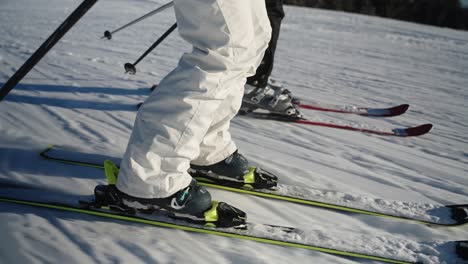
[242,0,301,117]
[191,0,272,167]
[116,0,271,212]
[189,85,279,190]
[189,0,278,190]
[190,85,243,166]
[247,0,285,88]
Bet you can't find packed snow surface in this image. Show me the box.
[1,0,467,263]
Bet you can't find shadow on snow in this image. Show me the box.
[1,83,148,111]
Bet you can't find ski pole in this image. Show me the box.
[124,23,178,75]
[102,1,174,40]
[0,0,98,102]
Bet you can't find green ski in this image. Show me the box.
[2,195,466,264]
[39,145,468,227]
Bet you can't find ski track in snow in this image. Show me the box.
[1,0,468,263]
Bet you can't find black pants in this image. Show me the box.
[246,0,285,88]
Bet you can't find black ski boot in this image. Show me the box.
[115,179,212,215]
[90,160,246,228]
[190,151,278,190]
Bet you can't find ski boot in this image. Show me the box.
[240,83,302,120]
[89,160,246,228]
[267,79,302,106]
[190,150,278,190]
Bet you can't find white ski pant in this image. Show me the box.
[116,0,272,198]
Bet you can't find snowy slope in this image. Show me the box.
[1,0,468,263]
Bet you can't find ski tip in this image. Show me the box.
[39,144,55,157]
[447,204,468,225]
[395,123,433,137]
[366,104,410,117]
[391,104,410,116]
[456,241,468,261]
[410,123,433,136]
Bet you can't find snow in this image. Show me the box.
[1,0,468,263]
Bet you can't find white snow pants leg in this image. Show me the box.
[116,0,272,198]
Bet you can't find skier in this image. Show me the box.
[109,0,275,219]
[241,0,301,118]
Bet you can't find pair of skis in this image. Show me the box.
[2,146,465,263]
[147,84,433,137]
[245,102,432,137]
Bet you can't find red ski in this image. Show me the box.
[245,112,433,137]
[152,84,408,118]
[296,120,432,137]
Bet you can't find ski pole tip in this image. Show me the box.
[124,63,137,75]
[102,30,112,40]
